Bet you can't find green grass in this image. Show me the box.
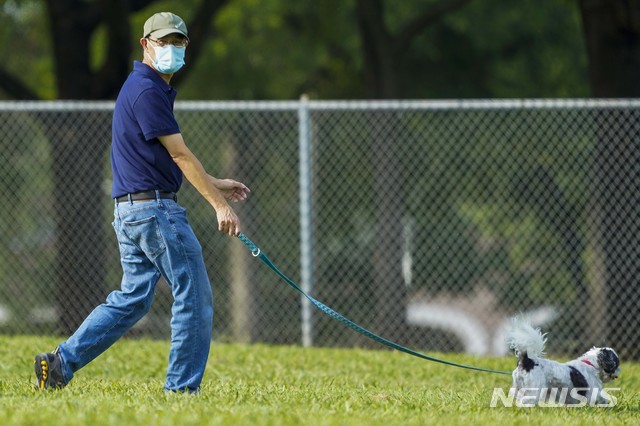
[0,335,638,425]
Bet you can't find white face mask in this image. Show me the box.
[146,44,186,74]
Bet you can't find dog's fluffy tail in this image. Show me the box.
[505,316,547,359]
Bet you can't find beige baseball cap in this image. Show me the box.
[143,12,189,40]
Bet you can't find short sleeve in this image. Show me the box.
[133,88,181,141]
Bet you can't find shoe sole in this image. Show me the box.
[34,354,50,390]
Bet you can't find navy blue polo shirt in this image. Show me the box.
[111,61,182,198]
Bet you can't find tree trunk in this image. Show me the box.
[46,0,95,99]
[355,1,406,340]
[44,1,119,333]
[46,111,110,333]
[579,0,640,98]
[369,111,407,340]
[226,121,261,342]
[579,0,640,358]
[355,0,398,98]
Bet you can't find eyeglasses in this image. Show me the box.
[147,37,189,48]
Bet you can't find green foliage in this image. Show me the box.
[396,0,588,98]
[180,0,588,99]
[0,0,55,99]
[1,335,638,425]
[394,108,594,308]
[0,0,588,100]
[181,0,362,99]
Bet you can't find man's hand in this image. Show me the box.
[210,178,250,236]
[216,203,242,236]
[210,177,250,202]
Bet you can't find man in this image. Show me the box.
[34,12,250,393]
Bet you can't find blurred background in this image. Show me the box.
[1,0,639,360]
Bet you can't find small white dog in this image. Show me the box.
[505,317,620,406]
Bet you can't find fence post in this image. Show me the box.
[298,94,314,347]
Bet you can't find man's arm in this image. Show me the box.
[158,133,249,236]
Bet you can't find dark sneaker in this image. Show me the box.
[34,348,66,390]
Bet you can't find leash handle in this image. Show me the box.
[236,232,511,376]
[238,233,260,256]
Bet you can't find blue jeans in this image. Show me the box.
[57,195,214,392]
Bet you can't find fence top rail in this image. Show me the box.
[178,99,640,111]
[2,99,640,112]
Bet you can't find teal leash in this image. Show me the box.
[237,233,511,376]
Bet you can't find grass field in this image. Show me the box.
[0,335,637,425]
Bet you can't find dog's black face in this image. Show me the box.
[597,348,620,382]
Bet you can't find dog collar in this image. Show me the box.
[581,359,596,368]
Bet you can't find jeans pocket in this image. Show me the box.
[123,215,167,258]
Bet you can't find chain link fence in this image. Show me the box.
[1,99,639,359]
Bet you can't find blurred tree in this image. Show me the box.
[181,0,587,100]
[579,0,640,97]
[0,1,52,99]
[0,1,592,100]
[579,0,640,358]
[355,0,474,98]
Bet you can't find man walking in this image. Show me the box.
[34,12,250,393]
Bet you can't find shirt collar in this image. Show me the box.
[133,61,174,92]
